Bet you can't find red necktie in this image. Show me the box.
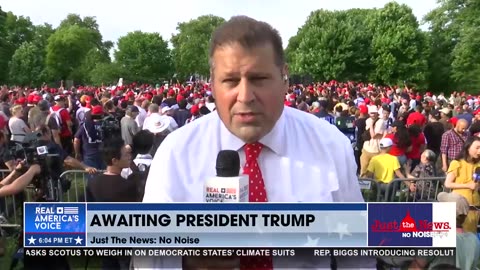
[240,143,273,270]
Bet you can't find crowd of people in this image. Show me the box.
[0,79,479,268]
[0,15,479,270]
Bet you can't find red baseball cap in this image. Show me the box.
[91,105,104,115]
[15,97,26,105]
[359,105,368,114]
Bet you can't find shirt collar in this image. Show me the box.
[219,108,286,156]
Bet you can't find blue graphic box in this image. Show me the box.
[24,203,86,247]
[368,203,432,247]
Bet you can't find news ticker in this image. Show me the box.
[24,247,455,258]
[24,202,456,248]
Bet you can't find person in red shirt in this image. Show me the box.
[406,105,427,127]
[406,124,426,171]
[52,95,73,154]
[384,121,412,166]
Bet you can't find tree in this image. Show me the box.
[369,2,429,86]
[285,9,375,82]
[76,47,112,84]
[115,31,172,83]
[89,62,124,86]
[171,15,225,79]
[8,42,46,86]
[45,14,110,83]
[45,25,98,81]
[32,23,55,47]
[424,0,462,92]
[58,14,102,47]
[0,6,8,83]
[449,0,480,91]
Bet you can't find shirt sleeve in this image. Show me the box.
[440,132,449,155]
[367,157,375,173]
[392,156,400,171]
[74,126,83,140]
[419,133,426,146]
[447,160,460,174]
[331,133,364,202]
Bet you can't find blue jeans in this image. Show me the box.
[397,155,407,167]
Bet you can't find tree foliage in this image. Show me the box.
[171,15,225,79]
[287,2,429,86]
[46,25,98,81]
[89,62,124,86]
[115,31,172,83]
[0,8,36,84]
[370,2,429,86]
[287,9,376,82]
[0,6,8,83]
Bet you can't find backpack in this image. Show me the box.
[48,108,65,128]
[127,161,151,201]
[335,116,355,132]
[361,118,379,142]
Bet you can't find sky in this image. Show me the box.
[2,0,438,48]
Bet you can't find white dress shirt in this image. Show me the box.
[135,106,373,269]
[135,106,147,128]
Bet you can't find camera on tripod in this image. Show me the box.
[8,131,69,202]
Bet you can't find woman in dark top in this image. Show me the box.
[354,106,368,175]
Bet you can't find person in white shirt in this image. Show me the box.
[160,106,179,131]
[136,16,367,270]
[205,95,216,112]
[142,103,161,131]
[134,97,147,128]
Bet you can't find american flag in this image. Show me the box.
[63,207,79,215]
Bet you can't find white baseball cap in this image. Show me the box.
[368,105,378,114]
[379,138,393,148]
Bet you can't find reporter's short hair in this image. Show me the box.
[209,16,284,69]
[102,138,125,166]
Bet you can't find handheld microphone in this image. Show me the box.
[204,150,249,202]
[473,168,480,182]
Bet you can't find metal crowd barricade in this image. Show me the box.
[359,177,446,203]
[59,170,95,202]
[357,178,380,202]
[0,169,31,227]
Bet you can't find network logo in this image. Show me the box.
[368,203,440,246]
[371,210,450,239]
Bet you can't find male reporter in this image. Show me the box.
[136,16,365,270]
